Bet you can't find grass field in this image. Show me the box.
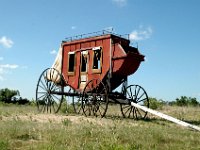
[0,103,200,150]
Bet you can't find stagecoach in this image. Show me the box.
[36,30,149,119]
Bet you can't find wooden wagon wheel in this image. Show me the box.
[82,79,109,117]
[120,85,149,119]
[36,68,65,113]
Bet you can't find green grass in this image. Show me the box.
[0,104,200,150]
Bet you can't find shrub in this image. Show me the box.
[145,97,164,110]
[175,96,199,107]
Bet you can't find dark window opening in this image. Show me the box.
[93,50,101,69]
[122,45,139,54]
[68,53,75,72]
[81,53,87,72]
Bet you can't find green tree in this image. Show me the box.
[175,96,188,106]
[188,97,199,106]
[0,88,19,103]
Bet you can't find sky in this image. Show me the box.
[0,0,200,102]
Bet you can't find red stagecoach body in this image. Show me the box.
[60,34,144,91]
[36,32,149,118]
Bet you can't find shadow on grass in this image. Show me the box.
[181,120,200,126]
[104,114,163,123]
[104,114,200,127]
[144,117,200,126]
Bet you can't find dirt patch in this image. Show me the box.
[1,114,111,125]
[0,113,139,127]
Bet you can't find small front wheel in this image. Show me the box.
[120,85,149,119]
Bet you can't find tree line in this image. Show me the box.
[0,88,199,108]
[0,88,29,104]
[147,96,200,110]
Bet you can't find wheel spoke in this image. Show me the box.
[137,97,147,103]
[49,95,55,108]
[135,108,142,117]
[128,107,133,118]
[50,82,57,91]
[132,107,136,118]
[44,72,49,88]
[130,87,133,99]
[126,91,132,99]
[37,91,47,94]
[51,85,61,92]
[136,86,140,98]
[98,107,102,116]
[99,88,105,94]
[52,94,61,102]
[39,80,48,91]
[122,105,131,109]
[37,94,47,112]
[137,92,145,101]
[124,106,131,115]
[37,93,47,100]
[84,106,90,114]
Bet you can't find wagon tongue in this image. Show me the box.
[131,102,200,132]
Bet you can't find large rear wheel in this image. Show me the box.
[36,68,65,113]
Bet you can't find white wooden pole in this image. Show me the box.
[131,102,200,132]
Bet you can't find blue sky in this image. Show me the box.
[0,0,200,101]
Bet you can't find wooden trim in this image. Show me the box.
[92,69,101,74]
[112,55,127,60]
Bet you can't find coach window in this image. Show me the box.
[68,52,75,75]
[81,51,88,73]
[92,47,102,73]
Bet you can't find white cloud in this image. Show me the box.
[0,68,3,74]
[50,50,57,55]
[0,36,14,48]
[0,64,19,69]
[71,26,77,30]
[0,75,4,81]
[0,67,6,81]
[112,0,127,7]
[21,65,28,69]
[0,64,19,81]
[0,67,4,81]
[0,57,3,61]
[129,26,153,41]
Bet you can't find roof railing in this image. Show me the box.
[63,30,129,42]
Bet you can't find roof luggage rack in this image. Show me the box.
[63,30,129,42]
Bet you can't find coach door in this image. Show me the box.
[79,50,88,89]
